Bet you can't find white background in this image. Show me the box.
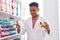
[58,0,60,40]
[44,0,59,40]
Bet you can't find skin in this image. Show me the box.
[16,6,50,34]
[40,22,50,34]
[16,21,20,33]
[30,6,39,18]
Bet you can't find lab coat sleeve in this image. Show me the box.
[42,17,46,22]
[18,20,26,35]
[43,18,50,26]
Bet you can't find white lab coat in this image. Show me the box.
[19,16,47,40]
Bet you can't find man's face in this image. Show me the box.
[30,6,39,17]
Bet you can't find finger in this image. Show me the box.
[44,22,49,26]
[17,21,18,23]
[40,22,42,24]
[44,22,49,29]
[16,21,19,24]
[47,29,50,34]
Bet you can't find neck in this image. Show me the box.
[32,14,39,18]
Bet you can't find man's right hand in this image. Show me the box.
[16,21,20,33]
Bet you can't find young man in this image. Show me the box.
[17,2,50,40]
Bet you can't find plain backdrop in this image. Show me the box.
[44,0,59,40]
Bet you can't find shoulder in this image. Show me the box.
[24,17,32,22]
[18,18,25,25]
[40,17,46,20]
[39,17,46,22]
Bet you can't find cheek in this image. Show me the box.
[34,11,37,13]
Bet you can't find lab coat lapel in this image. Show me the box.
[30,16,40,30]
[34,16,40,29]
[30,17,33,30]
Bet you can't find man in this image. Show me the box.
[17,2,50,40]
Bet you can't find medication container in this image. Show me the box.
[0,0,21,40]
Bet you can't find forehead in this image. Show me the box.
[30,6,38,9]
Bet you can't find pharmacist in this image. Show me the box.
[16,2,50,40]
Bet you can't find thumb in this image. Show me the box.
[16,21,19,24]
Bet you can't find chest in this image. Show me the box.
[26,18,46,32]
